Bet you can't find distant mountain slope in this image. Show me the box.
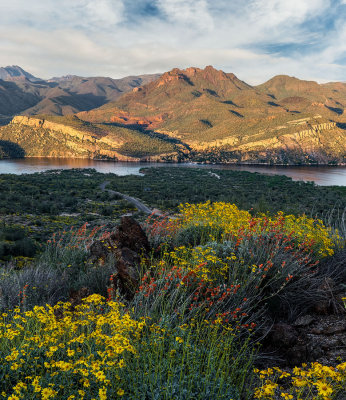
[77,66,345,164]
[256,75,346,115]
[0,115,180,161]
[0,80,42,116]
[0,65,41,82]
[1,65,345,164]
[0,66,161,120]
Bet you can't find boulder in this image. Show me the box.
[269,323,298,348]
[89,216,151,299]
[112,216,150,254]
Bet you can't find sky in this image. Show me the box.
[0,0,346,84]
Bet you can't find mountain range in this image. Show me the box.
[0,65,345,164]
[0,65,160,123]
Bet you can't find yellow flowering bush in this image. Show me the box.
[254,362,346,399]
[115,319,252,399]
[166,245,231,281]
[177,202,341,257]
[178,201,251,235]
[0,294,144,399]
[0,295,253,400]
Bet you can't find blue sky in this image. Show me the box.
[0,0,345,84]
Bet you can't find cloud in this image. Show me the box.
[82,0,125,26]
[0,0,345,83]
[249,0,329,26]
[157,0,214,30]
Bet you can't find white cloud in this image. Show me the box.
[157,0,214,30]
[0,0,345,83]
[0,0,125,30]
[249,0,329,26]
[77,0,125,27]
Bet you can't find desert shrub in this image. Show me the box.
[0,263,66,310]
[177,202,341,258]
[12,237,38,257]
[131,230,321,331]
[0,223,114,311]
[119,320,253,400]
[0,242,6,259]
[141,202,343,328]
[174,224,224,247]
[0,295,143,399]
[1,226,26,242]
[253,362,346,399]
[143,213,179,249]
[0,294,254,400]
[132,262,262,334]
[274,247,346,320]
[41,223,103,268]
[0,228,38,260]
[101,205,114,216]
[0,258,115,312]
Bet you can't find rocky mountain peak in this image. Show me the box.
[155,65,247,89]
[0,65,40,82]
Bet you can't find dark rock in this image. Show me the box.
[69,287,91,307]
[287,344,307,365]
[311,278,336,315]
[293,315,315,327]
[112,216,150,254]
[89,216,151,299]
[269,323,298,348]
[313,298,331,315]
[311,328,323,335]
[323,324,346,335]
[89,240,110,265]
[307,342,324,359]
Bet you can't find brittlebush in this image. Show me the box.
[0,294,144,399]
[253,362,346,399]
[177,201,341,257]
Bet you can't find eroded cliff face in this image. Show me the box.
[1,114,345,164]
[11,116,98,143]
[0,116,178,161]
[186,120,345,162]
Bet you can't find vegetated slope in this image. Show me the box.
[24,74,161,116]
[79,66,346,164]
[0,115,179,160]
[0,65,160,119]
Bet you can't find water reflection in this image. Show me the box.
[0,158,345,186]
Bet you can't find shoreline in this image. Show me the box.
[0,156,345,168]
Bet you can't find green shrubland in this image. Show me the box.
[0,168,345,399]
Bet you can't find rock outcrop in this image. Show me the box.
[262,313,346,367]
[89,216,151,299]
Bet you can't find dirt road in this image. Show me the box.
[100,181,154,214]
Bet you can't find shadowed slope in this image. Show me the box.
[0,66,161,117]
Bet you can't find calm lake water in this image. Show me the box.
[0,158,345,186]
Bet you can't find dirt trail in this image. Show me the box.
[100,181,161,215]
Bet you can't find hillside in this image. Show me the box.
[0,66,160,119]
[0,168,345,399]
[0,65,41,82]
[79,66,346,164]
[0,115,180,160]
[1,65,345,164]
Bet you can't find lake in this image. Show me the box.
[0,158,345,186]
